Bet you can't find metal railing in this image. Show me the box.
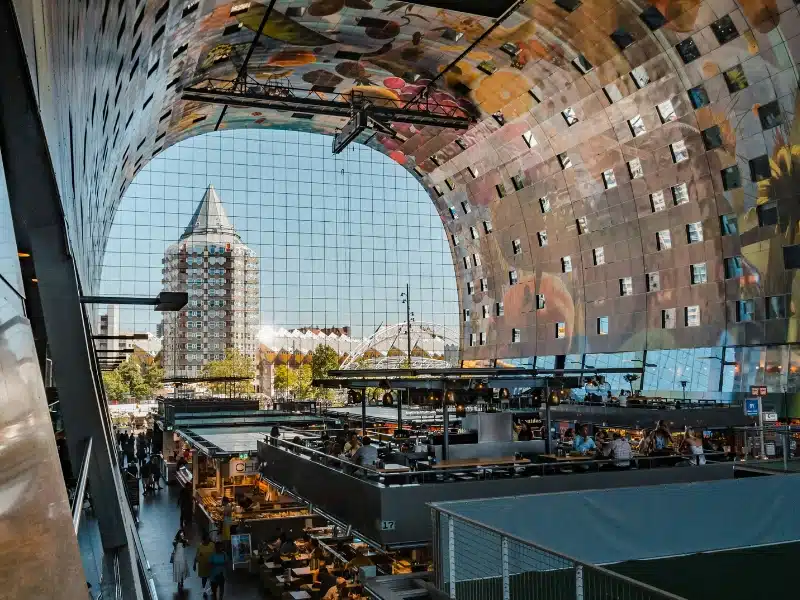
[432,507,685,600]
[266,437,728,487]
[72,436,93,533]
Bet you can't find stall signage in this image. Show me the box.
[744,399,759,417]
[231,533,252,568]
[763,412,779,423]
[380,520,396,531]
[750,386,768,397]
[229,458,258,475]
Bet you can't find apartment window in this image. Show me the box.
[750,155,770,182]
[603,83,624,104]
[468,166,479,179]
[724,256,744,279]
[463,257,470,269]
[470,226,479,240]
[434,185,444,197]
[556,322,566,339]
[647,272,660,292]
[451,234,460,246]
[671,140,689,163]
[536,294,546,310]
[573,55,593,74]
[482,305,490,318]
[602,169,617,189]
[597,316,609,335]
[469,333,477,347]
[496,302,505,317]
[685,305,700,327]
[558,153,572,169]
[562,256,573,273]
[512,328,521,343]
[620,277,633,296]
[721,166,741,190]
[522,130,537,148]
[576,216,588,234]
[539,196,551,213]
[528,86,543,102]
[657,230,672,250]
[702,125,723,150]
[448,206,457,219]
[555,0,581,12]
[509,270,518,285]
[687,221,704,243]
[691,263,707,284]
[537,231,548,247]
[445,178,456,191]
[688,85,710,109]
[467,281,475,294]
[657,99,677,123]
[610,28,634,50]
[463,309,470,322]
[767,295,788,319]
[512,239,522,255]
[711,14,739,44]
[496,183,507,198]
[461,201,471,215]
[651,190,666,212]
[723,65,748,93]
[629,115,646,137]
[672,183,689,205]
[720,214,738,236]
[662,308,676,329]
[758,100,783,130]
[676,38,701,64]
[735,299,755,322]
[630,65,650,89]
[480,278,488,292]
[483,220,493,234]
[593,247,605,266]
[472,254,481,267]
[511,174,525,191]
[628,158,644,179]
[758,200,778,227]
[479,332,486,345]
[563,107,579,125]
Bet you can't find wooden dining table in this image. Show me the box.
[539,453,597,462]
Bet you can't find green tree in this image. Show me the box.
[273,364,296,396]
[201,348,256,394]
[116,359,150,400]
[311,344,339,400]
[102,370,127,403]
[292,364,313,399]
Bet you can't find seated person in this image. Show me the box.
[345,547,373,571]
[572,424,596,454]
[343,432,360,457]
[322,577,349,600]
[309,538,326,581]
[607,433,632,468]
[278,533,296,556]
[352,437,378,467]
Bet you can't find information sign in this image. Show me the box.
[380,520,396,531]
[744,399,759,417]
[231,533,252,569]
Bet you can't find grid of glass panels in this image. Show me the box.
[98,129,458,341]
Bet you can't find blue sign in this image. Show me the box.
[745,399,759,417]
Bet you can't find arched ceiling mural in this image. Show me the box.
[27,0,800,361]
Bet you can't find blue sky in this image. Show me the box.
[98,129,459,339]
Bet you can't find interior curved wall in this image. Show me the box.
[22,0,800,365]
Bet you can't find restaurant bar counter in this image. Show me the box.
[195,477,324,545]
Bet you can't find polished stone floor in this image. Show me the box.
[136,482,262,599]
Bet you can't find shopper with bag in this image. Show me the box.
[194,531,215,596]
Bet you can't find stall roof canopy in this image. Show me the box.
[178,426,321,456]
[431,474,800,565]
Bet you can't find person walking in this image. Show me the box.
[194,532,215,597]
[208,541,227,600]
[172,529,190,594]
[178,485,194,529]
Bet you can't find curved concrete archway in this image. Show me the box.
[19,0,800,363]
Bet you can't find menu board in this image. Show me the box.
[231,533,252,568]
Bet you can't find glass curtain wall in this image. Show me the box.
[98,129,459,350]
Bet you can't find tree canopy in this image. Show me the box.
[200,348,256,394]
[310,344,340,400]
[101,350,164,402]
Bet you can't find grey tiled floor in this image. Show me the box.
[136,483,262,599]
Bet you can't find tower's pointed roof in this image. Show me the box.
[180,184,239,240]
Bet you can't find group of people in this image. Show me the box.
[120,431,163,505]
[171,529,227,598]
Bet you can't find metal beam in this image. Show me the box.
[183,81,471,129]
[81,291,187,311]
[95,348,135,354]
[92,334,149,340]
